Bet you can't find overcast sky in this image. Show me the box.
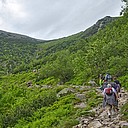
[0,0,123,40]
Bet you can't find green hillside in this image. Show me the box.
[0,16,116,76]
[0,30,45,75]
[10,14,126,87]
[0,10,128,128]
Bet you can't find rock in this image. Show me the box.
[72,124,81,128]
[57,88,75,97]
[74,102,86,108]
[75,93,86,101]
[80,118,89,125]
[88,80,97,86]
[119,121,128,128]
[26,81,32,87]
[41,85,52,89]
[88,120,102,128]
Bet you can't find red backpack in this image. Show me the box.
[105,87,113,95]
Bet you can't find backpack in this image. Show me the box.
[113,83,120,92]
[105,87,113,95]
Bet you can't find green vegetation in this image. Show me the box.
[0,7,128,127]
[0,74,102,128]
[120,102,128,121]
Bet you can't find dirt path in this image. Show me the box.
[73,87,128,128]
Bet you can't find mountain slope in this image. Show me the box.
[0,13,128,128]
[0,16,117,75]
[0,30,43,42]
[0,30,44,75]
[79,16,117,38]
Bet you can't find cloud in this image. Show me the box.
[0,0,123,40]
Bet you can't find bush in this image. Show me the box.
[120,102,128,121]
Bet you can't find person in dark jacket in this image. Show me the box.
[113,76,121,97]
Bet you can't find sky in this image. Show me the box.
[0,0,123,40]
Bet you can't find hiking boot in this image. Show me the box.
[116,108,119,111]
[108,111,111,118]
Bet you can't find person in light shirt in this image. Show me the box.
[102,84,118,118]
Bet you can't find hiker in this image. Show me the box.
[101,73,112,90]
[104,73,112,82]
[99,74,105,90]
[114,77,121,86]
[113,76,121,97]
[102,83,118,118]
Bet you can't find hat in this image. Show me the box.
[107,84,111,88]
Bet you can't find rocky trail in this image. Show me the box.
[73,87,128,128]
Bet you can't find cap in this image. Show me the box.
[107,84,112,88]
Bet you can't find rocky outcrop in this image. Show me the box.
[80,16,117,38]
[57,87,76,97]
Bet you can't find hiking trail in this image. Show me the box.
[73,87,128,128]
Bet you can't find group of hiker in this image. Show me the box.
[99,73,121,118]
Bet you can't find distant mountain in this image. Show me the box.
[0,30,43,43]
[79,16,118,38]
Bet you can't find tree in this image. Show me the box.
[120,0,128,15]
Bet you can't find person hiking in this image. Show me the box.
[102,74,119,107]
[102,83,118,118]
[104,73,112,82]
[101,73,112,90]
[113,76,121,97]
[102,73,117,90]
[99,74,104,90]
